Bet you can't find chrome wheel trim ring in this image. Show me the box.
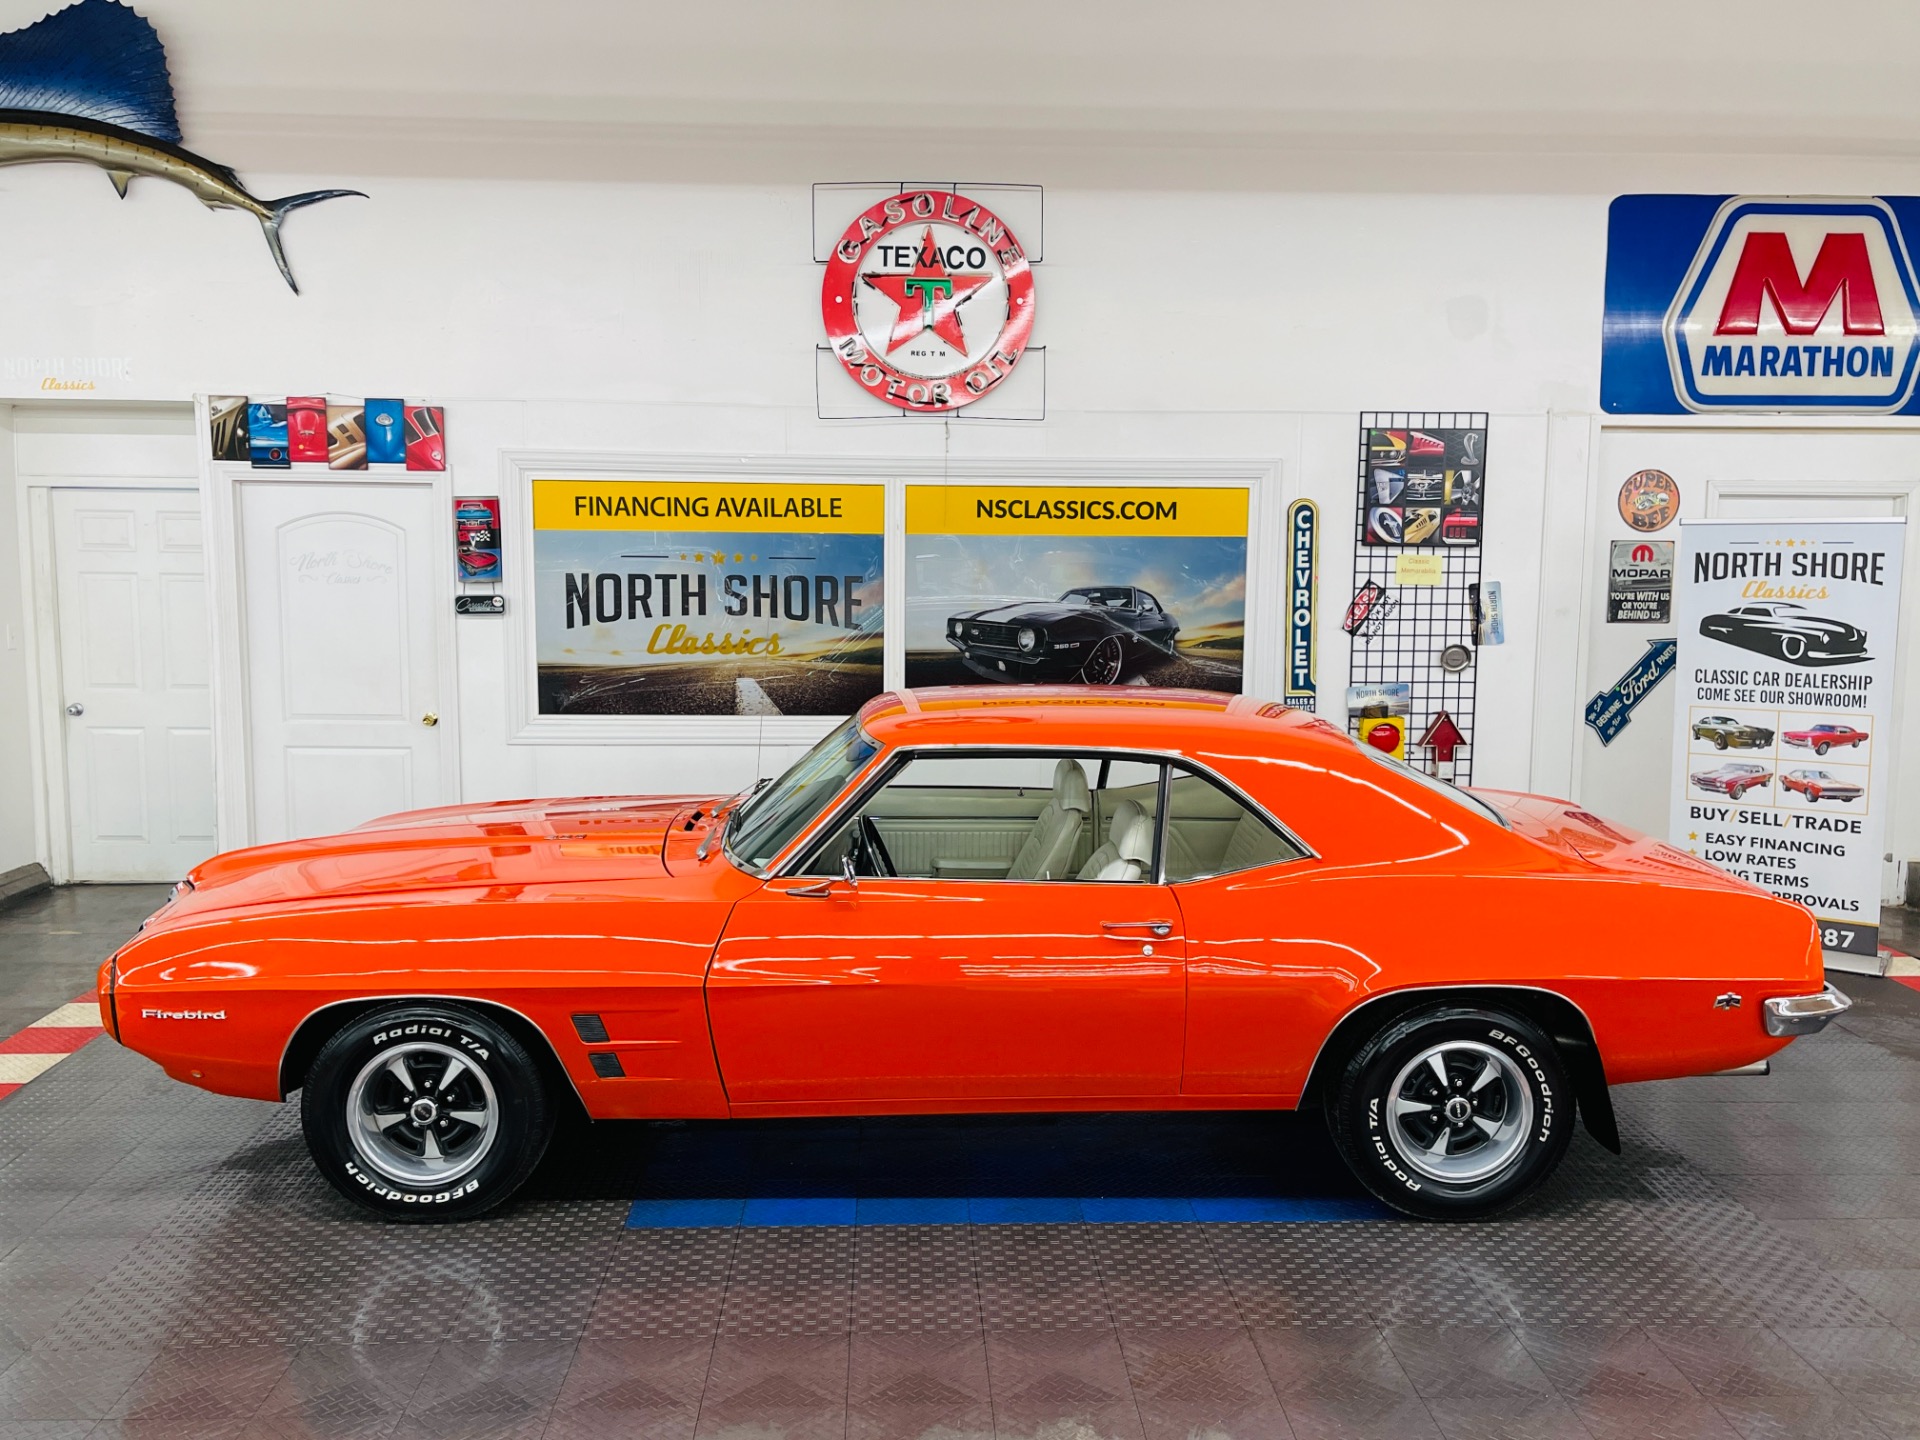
[1385,1039,1534,1185]
[1083,636,1124,685]
[345,1040,500,1188]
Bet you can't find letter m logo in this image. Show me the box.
[1715,231,1884,335]
[1664,197,1920,413]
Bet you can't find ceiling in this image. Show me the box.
[13,0,1920,189]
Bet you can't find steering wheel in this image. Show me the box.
[857,815,897,877]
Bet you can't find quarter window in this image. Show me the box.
[1162,765,1305,880]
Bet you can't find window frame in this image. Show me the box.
[772,743,1316,884]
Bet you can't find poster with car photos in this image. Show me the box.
[904,485,1248,693]
[1670,518,1905,963]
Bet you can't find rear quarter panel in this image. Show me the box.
[1179,739,1820,1098]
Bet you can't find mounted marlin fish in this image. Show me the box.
[0,0,362,292]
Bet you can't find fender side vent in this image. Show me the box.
[588,1052,625,1078]
[572,1013,610,1043]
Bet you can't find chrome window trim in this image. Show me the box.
[768,741,1319,882]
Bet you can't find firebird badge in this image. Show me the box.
[821,190,1035,413]
[141,1008,227,1020]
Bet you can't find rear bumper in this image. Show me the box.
[1764,983,1851,1037]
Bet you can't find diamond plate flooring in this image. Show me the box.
[4,887,1920,1438]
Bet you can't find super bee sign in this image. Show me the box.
[1604,196,1920,413]
[533,479,884,717]
[822,190,1035,413]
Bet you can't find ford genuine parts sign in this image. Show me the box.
[1603,195,1920,414]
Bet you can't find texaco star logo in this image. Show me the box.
[822,189,1035,412]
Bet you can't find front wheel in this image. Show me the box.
[1078,635,1125,686]
[1815,742,1831,756]
[300,1003,553,1222]
[1715,736,1728,750]
[1328,1006,1573,1220]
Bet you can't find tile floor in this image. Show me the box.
[2,884,1919,1439]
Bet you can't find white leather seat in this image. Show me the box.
[1004,759,1090,880]
[1076,798,1154,882]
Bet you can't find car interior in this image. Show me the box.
[801,751,1304,883]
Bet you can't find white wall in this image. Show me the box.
[0,409,33,874]
[0,169,1908,863]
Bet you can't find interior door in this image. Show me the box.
[708,876,1187,1105]
[51,489,215,882]
[1577,428,1918,902]
[238,480,447,843]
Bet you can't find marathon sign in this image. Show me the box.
[1603,196,1920,415]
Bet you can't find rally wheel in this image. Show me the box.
[1329,1006,1572,1220]
[300,1004,553,1222]
[1080,636,1125,686]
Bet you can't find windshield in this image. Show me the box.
[726,717,880,873]
[1063,586,1132,608]
[1356,745,1508,828]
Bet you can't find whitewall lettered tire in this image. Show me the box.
[299,1003,553,1222]
[1330,1006,1573,1220]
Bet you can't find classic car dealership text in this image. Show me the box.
[2,6,1920,1430]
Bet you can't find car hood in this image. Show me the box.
[955,602,1091,626]
[164,794,721,920]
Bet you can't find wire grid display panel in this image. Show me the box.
[1350,411,1488,784]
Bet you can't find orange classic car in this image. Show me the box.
[99,688,1847,1222]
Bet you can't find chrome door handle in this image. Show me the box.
[1101,919,1172,938]
[65,702,84,716]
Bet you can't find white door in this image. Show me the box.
[238,481,449,843]
[51,488,216,882]
[1576,427,1919,902]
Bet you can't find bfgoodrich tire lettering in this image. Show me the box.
[300,1004,553,1223]
[1330,1006,1574,1220]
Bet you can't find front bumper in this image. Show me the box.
[1763,983,1851,1037]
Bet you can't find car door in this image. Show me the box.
[705,750,1187,1106]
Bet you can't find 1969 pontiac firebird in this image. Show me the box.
[100,688,1848,1223]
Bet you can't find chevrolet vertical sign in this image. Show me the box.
[1284,499,1318,711]
[1603,195,1920,414]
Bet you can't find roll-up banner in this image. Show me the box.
[532,479,884,717]
[903,484,1249,692]
[1670,517,1905,964]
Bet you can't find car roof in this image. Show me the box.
[856,686,1340,755]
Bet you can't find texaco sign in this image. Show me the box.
[821,190,1035,413]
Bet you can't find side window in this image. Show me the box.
[801,751,1160,883]
[1163,766,1305,881]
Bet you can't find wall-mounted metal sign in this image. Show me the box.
[1603,195,1920,414]
[820,190,1035,413]
[1284,499,1318,710]
[1608,539,1673,623]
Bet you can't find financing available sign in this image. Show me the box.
[1604,196,1920,414]
[533,479,884,717]
[1669,518,1906,960]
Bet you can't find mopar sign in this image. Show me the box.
[1284,499,1318,710]
[1604,195,1920,414]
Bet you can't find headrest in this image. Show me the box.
[1053,758,1090,812]
[1109,799,1153,864]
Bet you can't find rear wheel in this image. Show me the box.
[1328,1006,1573,1220]
[300,1003,553,1222]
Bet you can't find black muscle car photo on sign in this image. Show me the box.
[945,586,1178,684]
[1699,602,1869,666]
